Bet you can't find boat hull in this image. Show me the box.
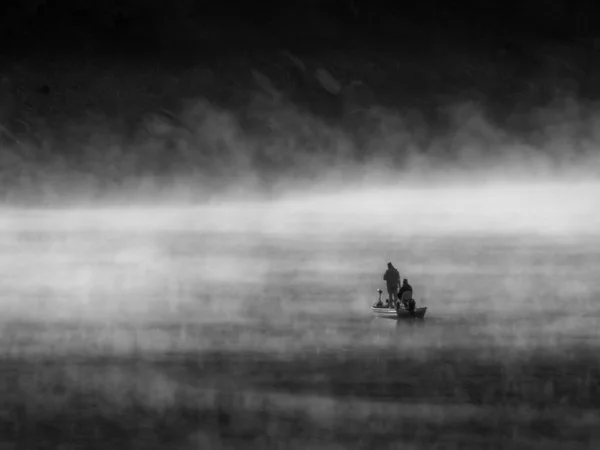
[371,305,428,319]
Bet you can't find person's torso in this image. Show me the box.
[386,269,400,284]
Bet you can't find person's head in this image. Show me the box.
[387,262,393,269]
[403,278,408,284]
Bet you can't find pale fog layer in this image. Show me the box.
[0,180,599,355]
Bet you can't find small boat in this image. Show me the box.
[371,289,428,319]
[371,304,428,319]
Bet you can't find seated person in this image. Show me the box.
[398,278,413,309]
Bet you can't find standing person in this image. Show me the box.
[383,262,400,307]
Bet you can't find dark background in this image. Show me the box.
[1,0,599,203]
[2,0,598,52]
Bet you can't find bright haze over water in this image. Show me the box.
[1,176,599,339]
[2,179,598,236]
